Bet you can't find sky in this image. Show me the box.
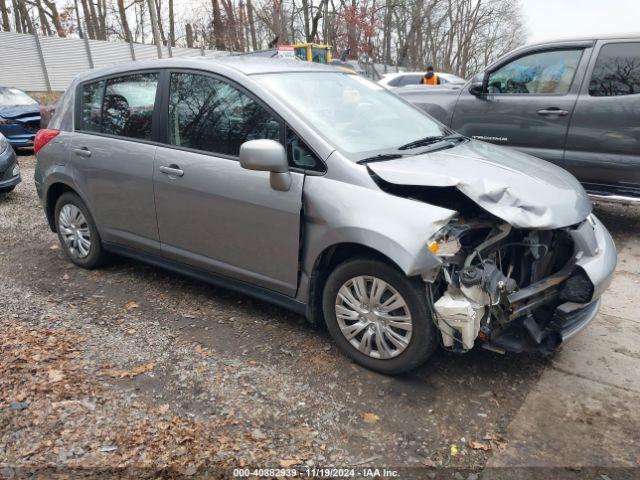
[521,0,640,43]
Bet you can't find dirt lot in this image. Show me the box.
[1,154,639,479]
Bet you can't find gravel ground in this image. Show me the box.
[1,154,638,478]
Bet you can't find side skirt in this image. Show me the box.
[103,242,308,317]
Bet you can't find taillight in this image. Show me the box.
[34,128,60,154]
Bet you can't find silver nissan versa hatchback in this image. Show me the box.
[35,57,617,374]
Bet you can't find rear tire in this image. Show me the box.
[54,192,106,269]
[322,258,437,375]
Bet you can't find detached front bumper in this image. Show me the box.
[488,214,616,354]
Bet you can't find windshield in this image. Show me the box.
[0,88,38,106]
[254,72,449,157]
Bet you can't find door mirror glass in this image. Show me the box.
[240,139,291,191]
[469,73,485,96]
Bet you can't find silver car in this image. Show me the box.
[34,57,616,374]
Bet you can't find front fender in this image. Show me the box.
[302,176,456,281]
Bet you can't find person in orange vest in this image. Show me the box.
[421,66,441,85]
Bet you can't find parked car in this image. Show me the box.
[0,87,41,149]
[0,132,20,194]
[34,57,616,374]
[397,35,640,204]
[379,71,466,89]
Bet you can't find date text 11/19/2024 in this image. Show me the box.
[233,467,401,477]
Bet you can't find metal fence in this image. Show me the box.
[0,31,225,92]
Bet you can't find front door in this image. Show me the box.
[71,72,161,254]
[153,71,303,296]
[451,48,587,166]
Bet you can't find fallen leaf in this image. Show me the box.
[450,444,459,456]
[158,404,170,414]
[363,412,380,424]
[127,328,137,335]
[62,273,70,280]
[49,244,59,250]
[124,301,139,311]
[279,459,300,468]
[48,369,64,382]
[468,439,491,451]
[194,344,209,357]
[483,433,508,451]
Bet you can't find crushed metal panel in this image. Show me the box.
[368,140,592,229]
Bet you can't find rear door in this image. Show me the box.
[71,72,161,254]
[153,70,304,296]
[564,40,640,197]
[451,47,590,167]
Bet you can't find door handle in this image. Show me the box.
[159,165,184,177]
[537,108,569,117]
[73,147,92,158]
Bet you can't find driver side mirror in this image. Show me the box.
[239,139,291,191]
[468,73,486,97]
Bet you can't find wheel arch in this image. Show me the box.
[45,181,83,232]
[305,241,415,327]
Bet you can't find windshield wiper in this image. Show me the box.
[356,153,404,165]
[398,133,465,151]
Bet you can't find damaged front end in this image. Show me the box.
[425,212,614,355]
[364,140,617,355]
[367,167,616,356]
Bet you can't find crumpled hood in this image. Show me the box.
[0,105,40,119]
[368,140,592,229]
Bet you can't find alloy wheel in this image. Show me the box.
[335,275,413,359]
[58,204,91,259]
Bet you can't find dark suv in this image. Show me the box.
[398,35,640,203]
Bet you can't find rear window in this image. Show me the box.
[589,42,640,97]
[78,72,159,140]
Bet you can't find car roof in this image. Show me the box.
[523,32,640,49]
[72,55,339,84]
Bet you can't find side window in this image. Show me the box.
[80,80,105,132]
[168,72,280,156]
[400,75,422,86]
[487,49,583,95]
[589,43,640,97]
[101,73,158,140]
[286,127,324,171]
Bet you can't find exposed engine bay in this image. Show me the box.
[366,166,610,356]
[426,216,592,354]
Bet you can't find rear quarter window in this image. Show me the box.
[77,72,159,140]
[79,80,105,132]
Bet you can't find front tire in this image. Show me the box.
[54,192,106,269]
[0,186,16,194]
[322,258,437,375]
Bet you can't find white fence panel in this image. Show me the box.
[0,31,225,92]
[0,31,48,91]
[40,35,91,91]
[88,39,134,68]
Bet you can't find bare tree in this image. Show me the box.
[0,0,10,31]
